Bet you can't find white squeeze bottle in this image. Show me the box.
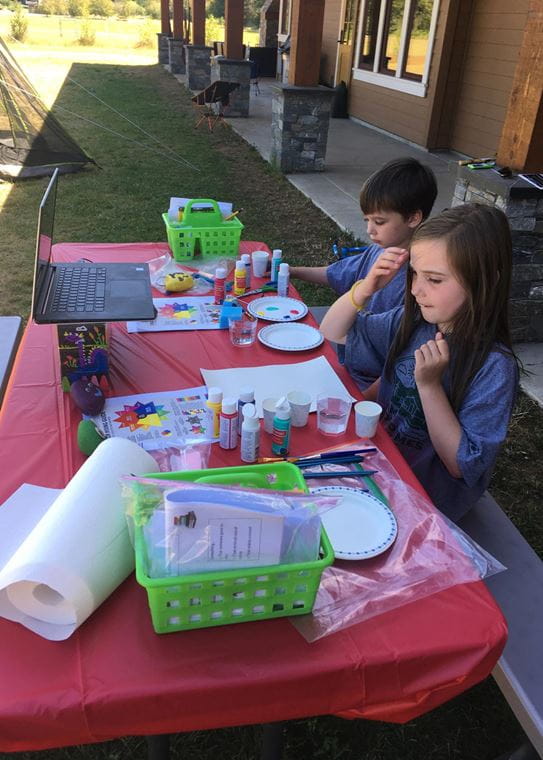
[241,253,251,288]
[237,386,255,435]
[277,262,290,297]
[241,403,260,463]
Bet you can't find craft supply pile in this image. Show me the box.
[0,194,502,643]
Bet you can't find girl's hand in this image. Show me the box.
[357,247,409,299]
[414,332,449,388]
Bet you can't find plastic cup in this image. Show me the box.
[316,393,352,436]
[354,400,382,438]
[286,390,311,428]
[262,397,279,433]
[252,250,269,278]
[228,315,257,347]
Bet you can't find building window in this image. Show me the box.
[354,0,439,96]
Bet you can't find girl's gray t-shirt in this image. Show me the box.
[345,306,519,521]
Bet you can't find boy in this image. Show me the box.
[290,157,437,387]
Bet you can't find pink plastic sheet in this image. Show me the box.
[293,446,505,642]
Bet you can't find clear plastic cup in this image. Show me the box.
[228,315,257,346]
[316,393,352,435]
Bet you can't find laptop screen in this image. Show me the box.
[31,168,58,320]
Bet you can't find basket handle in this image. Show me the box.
[182,198,223,225]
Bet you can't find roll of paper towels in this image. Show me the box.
[0,438,158,640]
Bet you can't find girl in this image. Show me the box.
[320,204,519,522]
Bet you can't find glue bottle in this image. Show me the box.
[214,267,227,305]
[234,260,246,296]
[237,386,255,435]
[270,249,282,281]
[277,262,290,297]
[241,253,251,289]
[241,403,260,463]
[206,386,222,438]
[271,396,291,456]
[219,397,238,449]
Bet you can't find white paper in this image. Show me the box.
[127,297,222,334]
[164,489,284,574]
[0,438,159,640]
[201,356,355,417]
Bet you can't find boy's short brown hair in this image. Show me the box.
[359,157,437,221]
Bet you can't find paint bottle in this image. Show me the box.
[219,397,238,450]
[241,403,260,463]
[206,386,223,438]
[277,262,290,297]
[237,386,255,435]
[270,249,282,281]
[214,267,227,305]
[271,396,291,456]
[241,253,251,289]
[233,260,246,296]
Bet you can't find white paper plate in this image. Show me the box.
[247,296,308,322]
[311,486,397,560]
[258,323,323,352]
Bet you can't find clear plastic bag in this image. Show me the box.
[143,442,211,473]
[291,444,506,642]
[122,477,339,579]
[148,252,236,295]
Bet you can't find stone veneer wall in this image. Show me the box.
[210,58,251,117]
[452,167,543,342]
[270,85,334,173]
[157,33,171,65]
[185,45,212,91]
[168,38,186,75]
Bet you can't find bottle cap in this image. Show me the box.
[215,267,227,279]
[222,397,237,414]
[241,253,251,264]
[272,249,282,258]
[242,403,260,430]
[279,262,289,275]
[239,386,254,403]
[235,260,245,271]
[274,396,291,420]
[207,386,222,404]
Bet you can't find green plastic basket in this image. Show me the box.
[163,198,244,261]
[134,463,334,634]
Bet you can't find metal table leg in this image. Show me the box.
[146,733,171,760]
[261,722,285,760]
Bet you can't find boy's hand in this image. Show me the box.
[414,332,449,388]
[357,247,409,299]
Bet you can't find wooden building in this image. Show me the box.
[277,0,542,170]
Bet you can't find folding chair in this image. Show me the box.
[191,81,240,132]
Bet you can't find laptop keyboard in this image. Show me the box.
[51,266,107,313]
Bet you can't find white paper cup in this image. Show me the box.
[354,400,382,438]
[286,390,311,428]
[252,250,269,278]
[262,397,279,433]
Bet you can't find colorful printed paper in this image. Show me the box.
[88,386,214,447]
[127,297,221,333]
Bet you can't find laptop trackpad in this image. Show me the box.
[110,280,148,299]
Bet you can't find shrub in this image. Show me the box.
[88,0,113,15]
[9,5,29,41]
[135,18,154,47]
[39,0,67,14]
[116,0,140,17]
[145,0,159,18]
[205,14,224,47]
[77,17,96,43]
[67,0,88,17]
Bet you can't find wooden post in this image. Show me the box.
[288,0,325,87]
[160,0,170,36]
[191,0,205,45]
[172,0,184,39]
[225,0,244,60]
[497,2,543,171]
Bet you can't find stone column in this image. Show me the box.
[259,0,279,47]
[270,84,334,173]
[452,167,543,341]
[157,33,171,65]
[168,37,186,74]
[185,44,213,91]
[210,57,251,117]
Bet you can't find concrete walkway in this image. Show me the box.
[224,77,543,408]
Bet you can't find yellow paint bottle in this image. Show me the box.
[206,386,223,438]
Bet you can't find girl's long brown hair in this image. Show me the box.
[384,203,516,412]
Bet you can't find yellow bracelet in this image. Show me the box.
[349,280,366,311]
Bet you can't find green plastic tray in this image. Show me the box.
[134,463,334,634]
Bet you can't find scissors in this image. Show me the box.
[240,281,277,297]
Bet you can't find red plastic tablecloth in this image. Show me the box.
[0,242,507,751]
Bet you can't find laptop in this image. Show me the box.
[31,169,156,324]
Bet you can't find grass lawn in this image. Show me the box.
[1,32,543,760]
